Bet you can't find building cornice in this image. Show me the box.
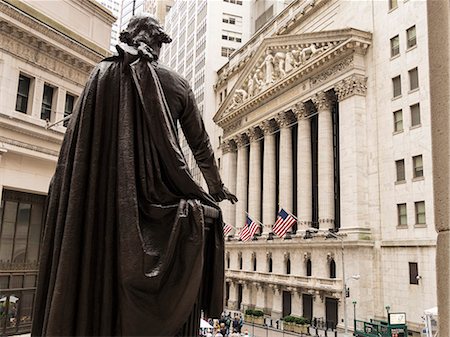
[0,0,111,61]
[0,113,64,144]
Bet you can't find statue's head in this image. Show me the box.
[119,15,172,60]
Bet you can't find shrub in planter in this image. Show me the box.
[245,309,254,316]
[252,310,264,317]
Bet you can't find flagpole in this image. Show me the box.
[245,211,266,227]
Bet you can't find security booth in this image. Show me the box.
[354,313,408,337]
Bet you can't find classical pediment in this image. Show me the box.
[214,28,371,127]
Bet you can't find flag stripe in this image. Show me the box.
[272,208,297,238]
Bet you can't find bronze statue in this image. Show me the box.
[32,15,236,336]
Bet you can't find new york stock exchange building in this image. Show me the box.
[214,0,436,335]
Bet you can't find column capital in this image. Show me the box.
[334,74,367,101]
[260,119,278,135]
[292,102,309,119]
[235,133,249,148]
[311,91,334,111]
[246,126,263,142]
[275,110,295,128]
[221,139,237,154]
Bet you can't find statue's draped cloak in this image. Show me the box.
[31,48,224,336]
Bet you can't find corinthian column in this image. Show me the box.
[276,111,295,214]
[235,133,249,230]
[247,126,263,224]
[312,91,334,229]
[293,103,312,228]
[261,119,278,232]
[221,139,237,233]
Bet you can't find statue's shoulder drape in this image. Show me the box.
[31,49,224,336]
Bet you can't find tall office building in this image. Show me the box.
[214,0,437,335]
[96,0,123,51]
[119,0,146,32]
[160,0,254,184]
[145,0,174,24]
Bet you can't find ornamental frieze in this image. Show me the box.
[0,32,90,85]
[226,42,334,115]
[310,55,354,87]
[334,74,368,100]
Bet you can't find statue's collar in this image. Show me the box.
[116,42,158,65]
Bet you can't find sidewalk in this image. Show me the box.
[242,323,349,337]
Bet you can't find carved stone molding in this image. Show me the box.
[223,120,242,136]
[318,218,335,225]
[0,136,59,157]
[292,102,309,119]
[0,29,91,85]
[334,74,368,101]
[235,133,249,148]
[312,91,333,111]
[260,119,278,135]
[221,139,237,154]
[283,251,290,262]
[310,55,354,87]
[275,110,296,128]
[266,251,272,259]
[0,2,107,61]
[327,252,335,262]
[246,126,263,142]
[303,252,311,261]
[251,251,256,259]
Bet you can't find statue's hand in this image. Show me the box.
[211,185,238,204]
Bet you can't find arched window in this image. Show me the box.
[286,258,291,274]
[268,257,273,273]
[253,256,257,271]
[227,256,230,269]
[239,256,243,270]
[329,259,336,278]
[306,259,312,276]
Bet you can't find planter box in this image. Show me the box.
[284,322,295,332]
[253,317,264,325]
[244,315,253,324]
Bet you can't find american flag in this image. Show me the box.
[223,223,233,236]
[239,214,260,242]
[272,208,297,238]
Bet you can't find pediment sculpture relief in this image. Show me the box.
[226,42,333,113]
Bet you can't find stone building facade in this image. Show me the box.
[214,0,436,335]
[0,0,113,334]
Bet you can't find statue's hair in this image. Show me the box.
[119,14,172,46]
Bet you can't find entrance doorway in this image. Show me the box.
[282,291,292,317]
[237,284,243,310]
[302,294,313,321]
[325,297,339,329]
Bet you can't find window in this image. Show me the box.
[253,256,257,271]
[239,255,243,270]
[306,259,312,276]
[397,203,407,226]
[409,262,419,284]
[286,258,291,274]
[409,67,419,90]
[41,84,54,121]
[64,93,75,127]
[15,74,31,113]
[410,103,421,126]
[329,260,336,278]
[406,26,417,49]
[390,35,400,57]
[221,47,235,57]
[268,257,273,273]
[413,155,423,178]
[222,31,242,43]
[415,201,426,224]
[396,159,405,181]
[392,76,402,98]
[393,110,403,132]
[227,255,230,269]
[389,0,398,10]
